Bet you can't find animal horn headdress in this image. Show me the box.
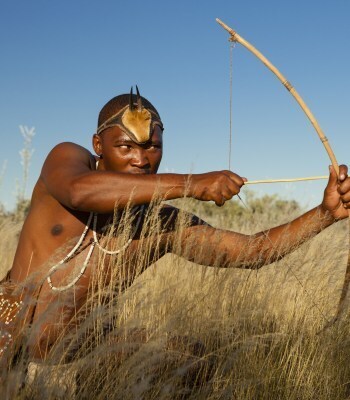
[97,86,163,143]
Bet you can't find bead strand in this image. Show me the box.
[46,205,145,292]
[0,293,23,325]
[0,332,12,356]
[92,205,145,255]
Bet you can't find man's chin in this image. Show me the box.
[127,170,154,175]
[107,168,157,175]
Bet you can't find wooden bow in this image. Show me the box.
[216,18,350,328]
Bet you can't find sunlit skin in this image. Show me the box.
[7,106,350,361]
[93,126,163,175]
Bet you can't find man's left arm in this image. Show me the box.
[163,165,350,269]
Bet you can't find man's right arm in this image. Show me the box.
[41,142,246,214]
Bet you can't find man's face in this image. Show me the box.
[94,125,163,174]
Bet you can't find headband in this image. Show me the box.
[96,86,163,144]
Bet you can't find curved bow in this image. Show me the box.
[216,18,350,329]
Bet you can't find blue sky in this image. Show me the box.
[1,1,349,210]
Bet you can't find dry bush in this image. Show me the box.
[1,196,350,399]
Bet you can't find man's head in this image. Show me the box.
[97,87,163,142]
[93,88,163,174]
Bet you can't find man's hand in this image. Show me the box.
[189,171,247,206]
[322,164,350,220]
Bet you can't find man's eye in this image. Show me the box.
[147,145,161,150]
[118,145,131,150]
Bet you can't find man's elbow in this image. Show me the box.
[67,180,88,211]
[67,191,82,211]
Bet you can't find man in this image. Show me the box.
[3,87,350,362]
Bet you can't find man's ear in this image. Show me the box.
[92,133,103,157]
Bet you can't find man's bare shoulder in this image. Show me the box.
[37,142,96,208]
[41,142,96,180]
[45,142,93,165]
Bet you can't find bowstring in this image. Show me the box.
[229,42,234,171]
[227,42,330,326]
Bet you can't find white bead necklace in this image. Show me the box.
[46,206,144,292]
[46,159,145,292]
[92,206,145,255]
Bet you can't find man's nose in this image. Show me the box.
[131,149,150,168]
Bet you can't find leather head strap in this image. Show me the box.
[96,86,163,143]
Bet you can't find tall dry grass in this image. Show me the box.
[1,193,350,400]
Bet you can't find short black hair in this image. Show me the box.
[98,93,161,128]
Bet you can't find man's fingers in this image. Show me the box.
[223,180,241,197]
[343,202,350,209]
[337,164,350,210]
[327,165,339,188]
[214,186,234,206]
[339,178,350,195]
[222,186,236,201]
[337,165,350,205]
[191,170,246,205]
[340,191,350,205]
[339,164,348,182]
[214,195,226,207]
[221,170,246,187]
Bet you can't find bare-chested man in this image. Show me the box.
[3,87,350,362]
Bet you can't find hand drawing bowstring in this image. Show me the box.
[216,18,350,330]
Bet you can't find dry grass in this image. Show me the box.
[1,197,350,400]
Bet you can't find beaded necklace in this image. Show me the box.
[46,159,145,292]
